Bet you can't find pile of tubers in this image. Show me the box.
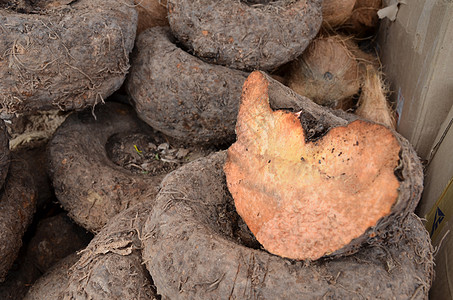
[0,0,434,299]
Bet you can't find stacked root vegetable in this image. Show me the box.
[0,0,434,299]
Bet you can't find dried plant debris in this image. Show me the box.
[107,132,211,175]
[167,0,322,71]
[0,0,137,117]
[6,110,70,150]
[355,65,396,129]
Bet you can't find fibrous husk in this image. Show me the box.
[0,0,137,117]
[322,0,356,28]
[0,155,37,282]
[47,102,171,232]
[224,71,423,260]
[135,0,168,35]
[342,0,382,36]
[142,151,433,299]
[286,35,365,108]
[127,27,248,146]
[356,65,396,129]
[167,0,322,71]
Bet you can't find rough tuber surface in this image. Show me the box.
[47,102,168,232]
[0,0,137,117]
[224,71,423,260]
[167,0,322,71]
[0,155,37,282]
[127,27,248,146]
[142,151,433,299]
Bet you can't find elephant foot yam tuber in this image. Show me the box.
[48,102,175,232]
[142,151,432,299]
[0,121,9,190]
[26,213,92,273]
[0,155,37,282]
[24,253,80,300]
[25,203,157,300]
[127,27,248,146]
[0,0,137,116]
[167,0,322,71]
[224,71,423,260]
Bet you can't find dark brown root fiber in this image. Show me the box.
[47,102,174,232]
[167,0,322,71]
[142,152,433,299]
[0,0,137,117]
[0,155,37,282]
[127,27,248,146]
[24,203,158,300]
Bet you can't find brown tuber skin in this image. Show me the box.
[0,0,137,117]
[142,151,433,299]
[167,0,323,71]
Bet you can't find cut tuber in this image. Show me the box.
[224,71,423,260]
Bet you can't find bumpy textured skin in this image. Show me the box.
[25,204,158,300]
[26,213,92,273]
[167,0,322,71]
[0,156,37,282]
[0,0,137,117]
[47,102,165,232]
[0,122,9,189]
[142,152,433,299]
[23,253,79,300]
[127,27,248,145]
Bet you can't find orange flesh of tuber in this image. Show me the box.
[224,71,401,260]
